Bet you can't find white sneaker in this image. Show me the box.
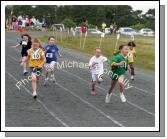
[120,93,126,102]
[131,75,134,80]
[32,91,37,99]
[105,93,112,103]
[44,78,49,86]
[23,70,28,75]
[50,75,56,83]
[52,77,56,83]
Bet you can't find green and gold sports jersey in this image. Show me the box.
[108,54,129,80]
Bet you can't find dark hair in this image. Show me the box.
[48,36,55,41]
[127,41,136,47]
[21,34,31,41]
[113,44,126,56]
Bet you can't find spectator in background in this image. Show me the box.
[31,16,36,29]
[18,18,23,29]
[110,23,113,35]
[113,22,117,33]
[96,26,98,30]
[11,15,17,30]
[85,19,89,32]
[18,15,23,21]
[26,16,30,29]
[42,18,46,31]
[102,22,106,33]
[22,16,26,28]
[5,18,10,30]
[81,22,85,33]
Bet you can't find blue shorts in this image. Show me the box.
[29,67,42,75]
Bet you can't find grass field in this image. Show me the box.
[40,32,155,71]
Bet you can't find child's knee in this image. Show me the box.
[31,74,37,81]
[118,76,124,85]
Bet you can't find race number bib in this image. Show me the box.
[46,53,53,58]
[128,53,133,58]
[32,53,40,60]
[22,41,28,45]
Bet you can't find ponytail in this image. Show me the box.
[113,50,120,56]
[113,44,126,56]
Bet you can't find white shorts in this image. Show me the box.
[91,72,103,82]
[44,61,57,71]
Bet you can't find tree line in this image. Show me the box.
[5,5,155,30]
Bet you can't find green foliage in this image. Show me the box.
[130,24,145,30]
[89,24,97,29]
[62,18,76,28]
[5,5,155,29]
[40,34,155,71]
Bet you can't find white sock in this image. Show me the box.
[23,66,27,72]
[51,74,54,78]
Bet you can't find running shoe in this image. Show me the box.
[105,93,112,103]
[23,71,28,76]
[131,75,134,80]
[43,78,49,86]
[32,91,37,99]
[50,75,56,83]
[91,91,96,96]
[120,93,126,102]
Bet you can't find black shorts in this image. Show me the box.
[21,52,28,57]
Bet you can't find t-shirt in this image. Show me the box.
[20,41,32,55]
[44,45,59,63]
[18,20,22,26]
[12,17,17,22]
[89,55,107,74]
[108,54,128,76]
[22,19,26,27]
[128,48,136,63]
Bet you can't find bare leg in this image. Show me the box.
[118,75,126,102]
[32,73,37,92]
[118,75,124,93]
[108,80,117,94]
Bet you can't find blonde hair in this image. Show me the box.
[95,48,102,52]
[32,38,42,48]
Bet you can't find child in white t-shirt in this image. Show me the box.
[89,48,108,96]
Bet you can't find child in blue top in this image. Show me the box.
[43,36,62,85]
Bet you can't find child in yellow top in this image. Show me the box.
[127,41,136,80]
[27,38,46,98]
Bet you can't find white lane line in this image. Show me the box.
[60,69,155,117]
[7,55,124,127]
[8,54,155,117]
[132,86,154,96]
[5,70,69,127]
[55,82,124,127]
[60,52,154,96]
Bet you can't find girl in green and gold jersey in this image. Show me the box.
[105,44,131,103]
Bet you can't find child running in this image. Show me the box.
[105,44,131,103]
[43,36,62,86]
[11,34,32,75]
[89,48,108,96]
[127,41,136,80]
[27,38,46,98]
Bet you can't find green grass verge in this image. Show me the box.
[40,33,155,72]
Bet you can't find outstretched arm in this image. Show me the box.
[10,43,20,48]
